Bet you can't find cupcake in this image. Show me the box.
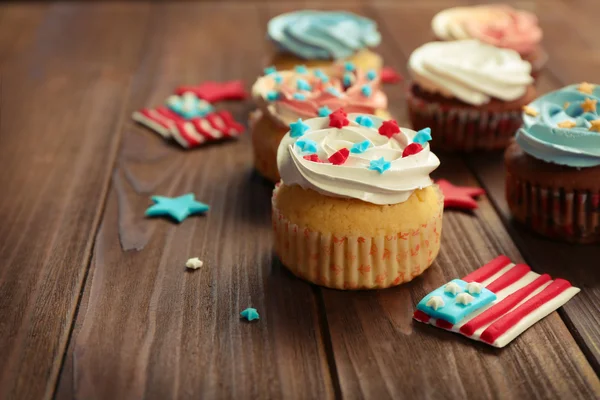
[505,83,600,244]
[266,10,383,72]
[431,4,547,75]
[407,40,536,152]
[251,63,390,182]
[272,110,443,289]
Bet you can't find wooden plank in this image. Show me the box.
[317,3,600,398]
[56,3,333,399]
[0,3,151,400]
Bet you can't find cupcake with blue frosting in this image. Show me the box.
[505,82,600,243]
[266,10,383,72]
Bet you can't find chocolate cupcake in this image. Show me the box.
[407,40,536,152]
[505,83,600,244]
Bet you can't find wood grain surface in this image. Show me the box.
[0,1,598,400]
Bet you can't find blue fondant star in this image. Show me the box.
[343,73,353,87]
[293,93,306,101]
[264,66,276,75]
[296,79,312,91]
[344,62,356,72]
[167,94,214,119]
[240,308,260,321]
[273,74,283,84]
[368,157,391,174]
[318,106,332,117]
[361,85,372,97]
[413,127,432,144]
[296,138,318,153]
[326,87,341,97]
[366,69,377,81]
[356,115,374,127]
[290,118,310,138]
[295,65,308,74]
[350,140,371,154]
[145,193,209,223]
[266,91,279,101]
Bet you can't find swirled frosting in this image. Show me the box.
[253,64,387,126]
[516,83,600,168]
[408,40,533,106]
[432,5,542,55]
[277,113,440,205]
[268,11,381,60]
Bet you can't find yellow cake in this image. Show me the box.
[268,49,383,74]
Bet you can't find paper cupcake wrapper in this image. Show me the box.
[407,89,523,152]
[272,185,444,289]
[506,172,600,244]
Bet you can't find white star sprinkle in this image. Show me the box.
[186,257,203,270]
[456,293,475,305]
[426,296,445,310]
[444,282,462,295]
[466,282,483,295]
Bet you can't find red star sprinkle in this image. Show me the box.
[378,120,401,138]
[436,179,486,210]
[175,80,248,102]
[381,66,404,84]
[303,154,323,163]
[402,143,423,157]
[329,109,349,128]
[331,108,348,117]
[328,148,350,165]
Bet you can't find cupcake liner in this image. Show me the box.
[407,89,523,152]
[272,185,444,289]
[506,172,600,244]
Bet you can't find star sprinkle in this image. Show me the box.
[413,127,432,145]
[296,138,318,153]
[577,82,595,94]
[326,87,341,97]
[296,79,312,91]
[145,193,209,223]
[381,66,403,83]
[368,157,391,174]
[295,65,308,74]
[466,282,483,295]
[350,140,371,154]
[240,308,260,321]
[293,93,306,101]
[589,119,600,133]
[426,296,445,310]
[580,98,597,113]
[264,66,277,75]
[436,179,486,210]
[522,105,538,116]
[266,91,279,101]
[344,61,356,72]
[557,120,577,128]
[329,110,349,128]
[186,257,203,270]
[175,80,247,102]
[328,148,350,165]
[456,293,475,306]
[290,118,310,138]
[355,115,374,127]
[318,106,332,117]
[402,143,423,157]
[366,69,377,81]
[378,119,400,138]
[361,85,372,97]
[303,154,323,163]
[166,93,214,119]
[444,281,462,295]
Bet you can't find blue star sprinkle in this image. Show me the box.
[273,74,283,84]
[318,106,332,117]
[266,91,279,101]
[366,70,377,81]
[240,308,260,322]
[343,73,353,87]
[355,115,374,127]
[293,93,306,101]
[368,157,391,174]
[296,138,318,153]
[145,193,209,223]
[167,94,214,119]
[314,69,329,83]
[344,62,356,72]
[295,65,308,74]
[350,140,371,154]
[413,127,432,144]
[361,85,372,97]
[326,87,341,97]
[296,79,312,91]
[290,118,310,138]
[264,66,276,75]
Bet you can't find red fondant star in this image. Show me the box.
[175,80,248,102]
[402,143,423,157]
[381,66,403,84]
[378,120,400,138]
[328,148,349,165]
[436,179,486,210]
[329,109,349,128]
[303,154,323,163]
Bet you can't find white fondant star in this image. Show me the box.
[456,293,474,305]
[186,257,203,270]
[444,281,461,296]
[426,296,445,310]
[466,282,483,295]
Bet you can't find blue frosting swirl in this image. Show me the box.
[268,11,381,60]
[516,84,600,168]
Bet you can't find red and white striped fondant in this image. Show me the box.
[413,256,580,348]
[132,106,244,149]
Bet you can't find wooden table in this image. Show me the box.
[1,1,599,399]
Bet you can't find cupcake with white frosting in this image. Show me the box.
[251,63,390,182]
[407,40,536,152]
[272,110,443,289]
[266,10,383,72]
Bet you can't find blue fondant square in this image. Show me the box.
[416,279,496,324]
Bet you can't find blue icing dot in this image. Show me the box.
[343,73,353,87]
[344,61,356,72]
[264,66,277,75]
[318,106,332,117]
[273,74,283,84]
[366,69,377,81]
[295,65,308,74]
[326,87,341,97]
[266,91,280,101]
[361,85,372,97]
[293,93,306,101]
[296,79,312,91]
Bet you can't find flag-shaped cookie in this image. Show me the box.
[413,256,580,348]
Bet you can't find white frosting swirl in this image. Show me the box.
[277,114,440,205]
[408,40,533,106]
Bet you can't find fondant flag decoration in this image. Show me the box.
[413,256,580,348]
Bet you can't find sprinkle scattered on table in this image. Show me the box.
[380,66,403,84]
[145,193,209,223]
[175,80,248,102]
[240,307,260,322]
[436,179,485,210]
[186,257,203,270]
